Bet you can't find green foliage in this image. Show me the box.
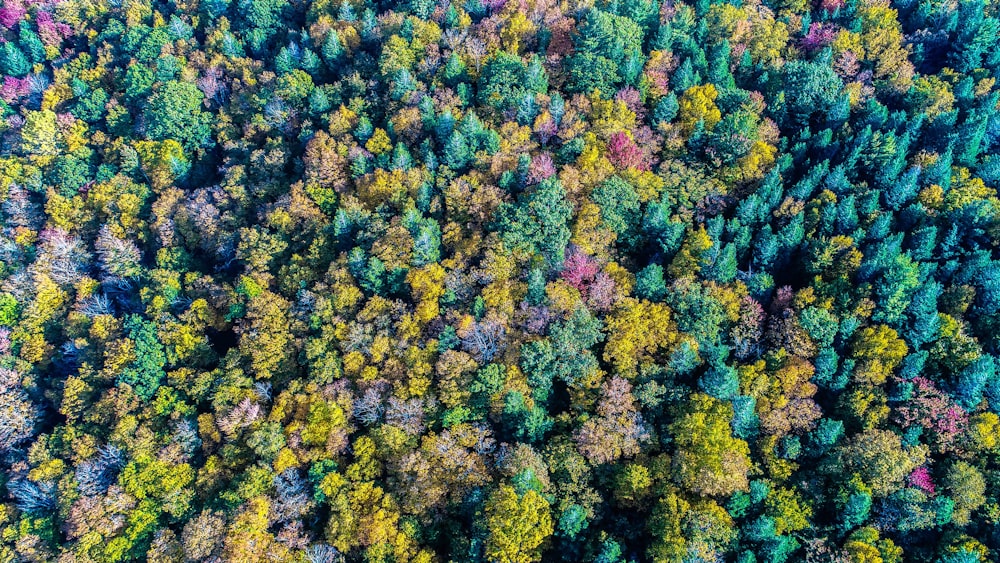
[4,0,1000,560]
[0,42,30,77]
[478,52,529,112]
[495,177,572,269]
[117,316,167,401]
[0,293,20,327]
[143,81,212,150]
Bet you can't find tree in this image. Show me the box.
[648,491,735,562]
[20,110,60,157]
[830,429,927,497]
[574,377,649,464]
[635,264,667,301]
[0,368,34,452]
[143,81,212,150]
[0,42,30,77]
[592,176,641,246]
[782,60,843,126]
[942,461,986,525]
[478,52,528,112]
[95,225,143,281]
[322,30,345,68]
[677,84,721,136]
[118,315,167,401]
[444,130,471,170]
[566,53,621,96]
[603,298,677,377]
[484,485,554,563]
[566,8,643,95]
[495,177,573,269]
[670,393,752,497]
[851,325,908,385]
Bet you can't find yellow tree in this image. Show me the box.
[677,85,721,137]
[851,325,907,384]
[669,393,752,497]
[603,297,678,377]
[484,485,554,563]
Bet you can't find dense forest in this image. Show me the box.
[0,0,998,558]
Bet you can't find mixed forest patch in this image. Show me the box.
[0,0,999,559]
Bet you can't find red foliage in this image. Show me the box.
[607,131,650,171]
[0,2,24,29]
[585,272,616,312]
[35,11,72,46]
[1,76,30,103]
[908,466,935,494]
[818,0,844,12]
[801,23,838,52]
[561,247,617,311]
[574,376,649,464]
[527,153,556,184]
[534,114,558,145]
[894,377,968,453]
[561,246,600,291]
[615,87,645,120]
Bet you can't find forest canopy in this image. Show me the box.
[0,0,999,560]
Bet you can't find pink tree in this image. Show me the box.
[908,466,935,494]
[607,131,650,171]
[801,23,838,51]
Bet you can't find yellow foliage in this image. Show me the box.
[135,139,187,190]
[845,528,903,563]
[733,140,777,183]
[41,83,73,111]
[571,202,616,259]
[545,279,584,317]
[366,128,393,155]
[604,298,677,376]
[851,325,907,384]
[765,486,812,534]
[359,168,424,208]
[747,17,789,65]
[842,384,890,429]
[668,226,713,279]
[621,169,665,202]
[501,11,535,53]
[575,133,616,187]
[28,459,65,483]
[589,96,637,137]
[484,485,553,563]
[969,412,1000,451]
[43,188,86,231]
[833,30,865,56]
[909,75,955,119]
[604,262,635,296]
[678,85,721,136]
[945,168,998,211]
[346,435,381,482]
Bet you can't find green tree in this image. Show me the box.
[118,316,167,401]
[0,42,30,77]
[566,8,643,95]
[495,177,573,269]
[478,52,528,112]
[782,60,843,126]
[143,81,212,150]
